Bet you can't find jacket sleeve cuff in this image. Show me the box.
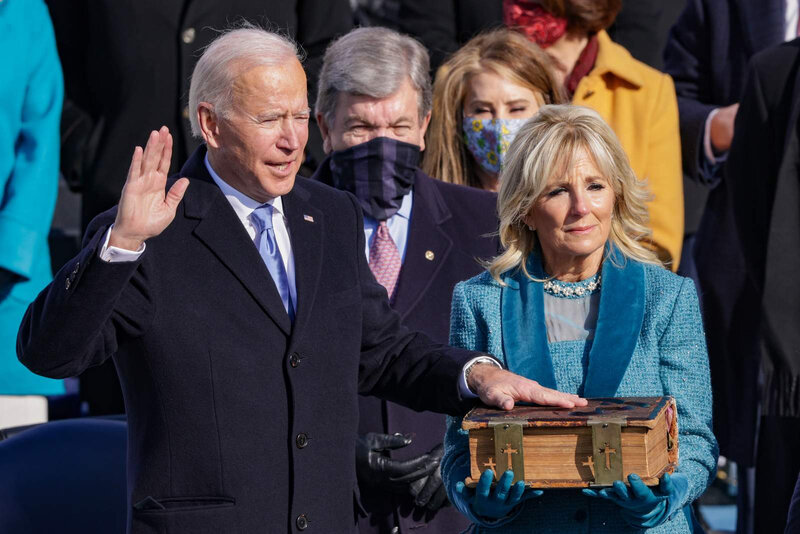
[98,224,146,262]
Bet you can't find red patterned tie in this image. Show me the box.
[369,221,402,299]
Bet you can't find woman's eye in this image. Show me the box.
[588,183,605,191]
[510,107,527,113]
[546,187,566,197]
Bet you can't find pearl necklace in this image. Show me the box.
[541,272,602,298]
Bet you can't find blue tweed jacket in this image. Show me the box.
[442,249,718,533]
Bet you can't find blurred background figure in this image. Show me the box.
[422,28,565,191]
[312,26,499,534]
[45,0,353,415]
[691,37,800,533]
[505,0,684,271]
[0,0,64,428]
[665,2,800,531]
[350,0,503,75]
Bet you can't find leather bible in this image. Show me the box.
[462,396,678,488]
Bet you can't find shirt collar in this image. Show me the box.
[204,153,284,220]
[394,190,413,220]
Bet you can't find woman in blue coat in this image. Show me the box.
[0,0,64,424]
[442,105,718,532]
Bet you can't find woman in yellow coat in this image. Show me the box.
[505,0,683,269]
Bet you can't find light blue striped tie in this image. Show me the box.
[251,204,295,322]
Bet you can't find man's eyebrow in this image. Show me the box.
[255,107,311,119]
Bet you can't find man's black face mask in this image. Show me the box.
[328,136,421,221]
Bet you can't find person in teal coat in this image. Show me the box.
[442,104,718,532]
[0,0,64,416]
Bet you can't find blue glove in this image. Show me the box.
[582,472,689,528]
[455,469,542,520]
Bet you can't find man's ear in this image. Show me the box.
[418,110,432,152]
[316,112,332,154]
[198,103,221,148]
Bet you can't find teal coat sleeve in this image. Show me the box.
[442,280,524,528]
[656,277,718,511]
[0,0,62,297]
[0,0,64,395]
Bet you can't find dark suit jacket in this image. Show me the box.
[17,147,477,533]
[695,40,800,464]
[313,166,498,533]
[46,0,353,415]
[663,0,785,235]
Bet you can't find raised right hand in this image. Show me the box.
[110,126,190,251]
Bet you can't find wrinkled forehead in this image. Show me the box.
[231,59,308,110]
[334,79,421,124]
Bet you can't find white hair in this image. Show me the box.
[188,26,302,138]
[315,27,432,125]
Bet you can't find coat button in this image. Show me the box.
[181,27,196,44]
[296,514,309,530]
[65,277,71,290]
[296,433,309,449]
[574,509,587,522]
[289,353,300,368]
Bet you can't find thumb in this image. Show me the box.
[372,432,412,452]
[481,387,515,411]
[659,472,674,495]
[165,177,190,210]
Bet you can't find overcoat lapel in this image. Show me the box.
[500,256,557,390]
[392,174,453,318]
[282,181,324,342]
[583,249,645,397]
[181,147,292,336]
[500,247,645,397]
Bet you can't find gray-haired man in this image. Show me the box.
[311,27,501,533]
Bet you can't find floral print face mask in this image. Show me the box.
[462,117,529,175]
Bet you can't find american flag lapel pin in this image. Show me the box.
[303,214,314,223]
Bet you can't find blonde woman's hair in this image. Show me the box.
[488,104,661,283]
[421,28,565,189]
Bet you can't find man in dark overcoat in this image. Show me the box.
[693,38,800,533]
[665,3,800,531]
[45,0,354,414]
[312,27,498,533]
[17,27,582,533]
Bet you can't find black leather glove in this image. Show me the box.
[408,443,450,511]
[355,432,439,494]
